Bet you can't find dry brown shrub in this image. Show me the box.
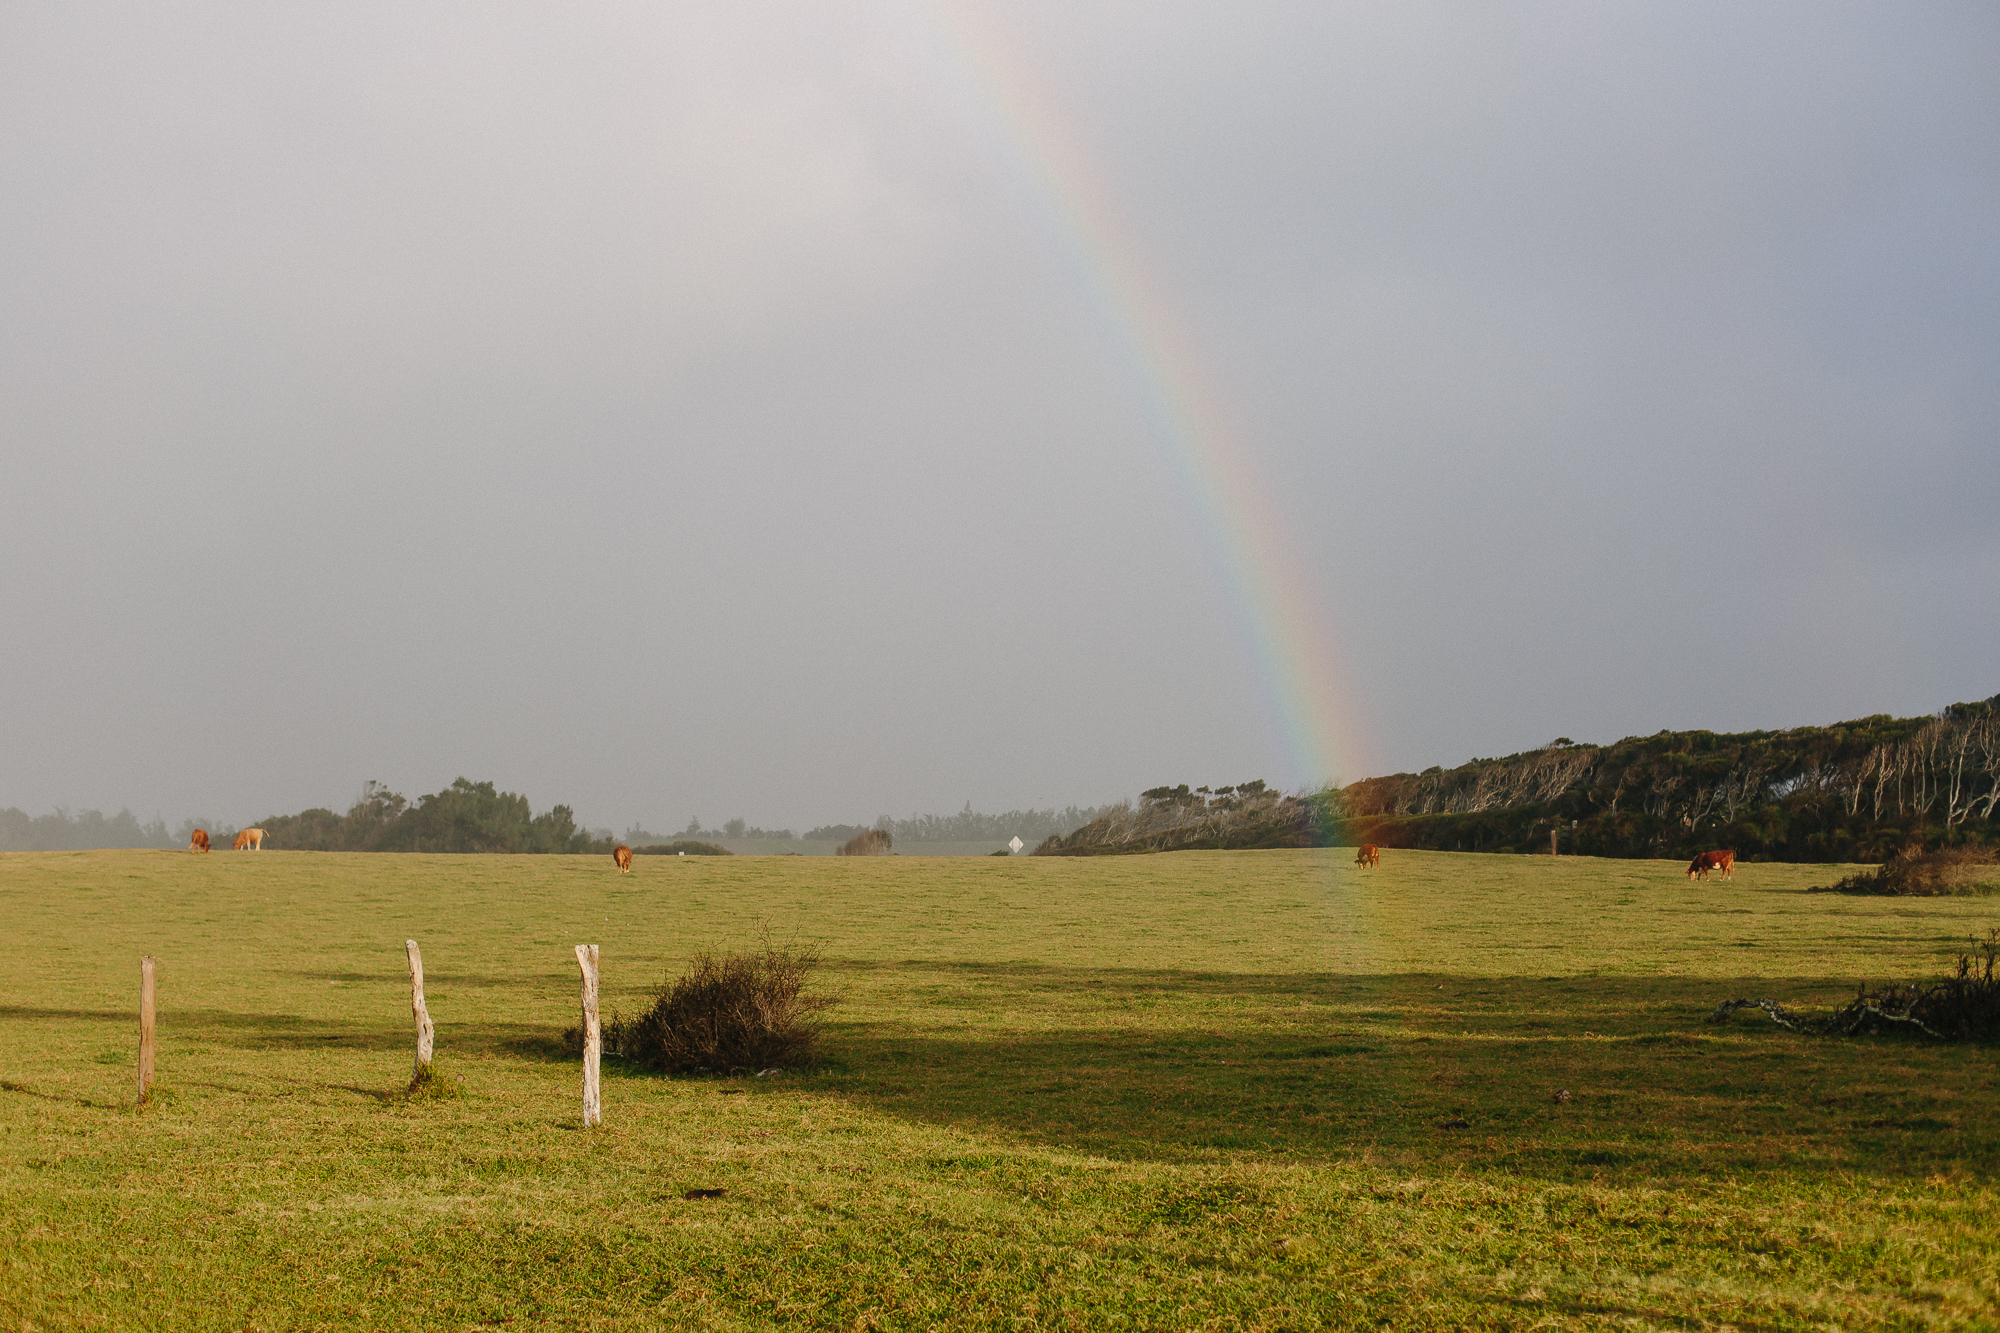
[836,828,892,856]
[1811,844,1999,897]
[578,941,835,1074]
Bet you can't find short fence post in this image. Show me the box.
[575,944,601,1127]
[138,956,156,1104]
[1551,827,1560,857]
[406,940,434,1084]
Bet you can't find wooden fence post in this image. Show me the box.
[406,940,434,1085]
[138,956,156,1105]
[575,944,601,1127]
[1551,827,1560,857]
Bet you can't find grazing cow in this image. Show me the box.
[1687,849,1735,881]
[189,828,210,853]
[613,844,633,873]
[233,828,266,851]
[1355,843,1380,868]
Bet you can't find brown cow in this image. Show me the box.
[613,844,633,873]
[1355,843,1380,868]
[189,828,210,853]
[1687,849,1735,881]
[233,828,266,851]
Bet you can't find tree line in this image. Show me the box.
[1,779,616,855]
[3,788,1118,855]
[0,806,175,852]
[1037,697,2000,862]
[257,779,615,854]
[666,803,1123,845]
[1034,783,1298,856]
[1336,697,2000,861]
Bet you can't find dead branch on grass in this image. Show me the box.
[1708,930,1999,1043]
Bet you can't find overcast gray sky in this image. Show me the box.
[3,1,1995,833]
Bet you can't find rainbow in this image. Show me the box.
[910,2,1364,791]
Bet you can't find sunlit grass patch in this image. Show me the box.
[0,847,1995,1329]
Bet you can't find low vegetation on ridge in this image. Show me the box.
[1039,696,2000,862]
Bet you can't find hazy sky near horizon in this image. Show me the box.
[4,2,1996,833]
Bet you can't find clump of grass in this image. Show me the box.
[136,1084,178,1109]
[1811,844,1999,896]
[402,1065,464,1102]
[583,941,834,1074]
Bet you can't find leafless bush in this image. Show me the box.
[1811,844,1999,896]
[836,828,892,856]
[577,941,835,1074]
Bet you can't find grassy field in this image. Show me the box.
[1,847,1995,1330]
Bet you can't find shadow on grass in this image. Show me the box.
[0,1079,125,1110]
[0,1003,551,1057]
[287,969,574,991]
[1489,1293,1793,1333]
[203,1014,550,1055]
[0,1005,131,1023]
[792,964,2000,1184]
[500,1034,571,1062]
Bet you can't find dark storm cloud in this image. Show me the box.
[2,2,1993,831]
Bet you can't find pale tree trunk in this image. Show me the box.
[1847,750,1876,818]
[138,956,156,1105]
[575,944,601,1127]
[1975,716,2000,820]
[1943,721,1976,828]
[406,940,434,1084]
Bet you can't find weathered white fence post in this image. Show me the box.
[575,944,601,1127]
[406,940,434,1084]
[138,956,156,1105]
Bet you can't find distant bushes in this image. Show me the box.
[633,841,733,856]
[1810,845,1999,896]
[803,804,1120,846]
[836,829,892,856]
[0,807,173,852]
[2,782,620,855]
[667,819,796,841]
[804,823,874,843]
[257,778,615,855]
[582,942,834,1074]
[1035,782,1313,855]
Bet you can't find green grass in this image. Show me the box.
[1,847,1995,1330]
[699,839,1010,857]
